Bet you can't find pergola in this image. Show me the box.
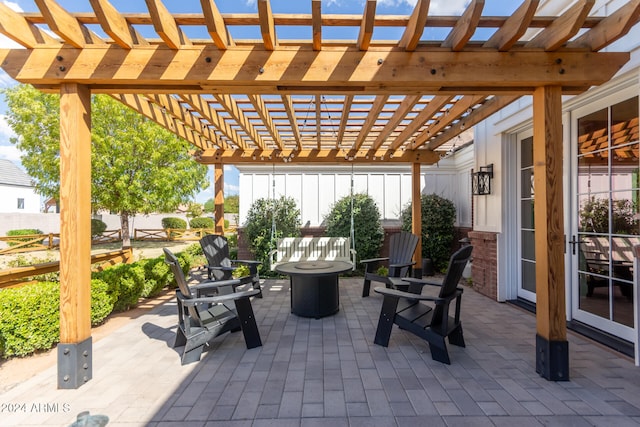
[0,0,638,388]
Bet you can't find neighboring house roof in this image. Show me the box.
[0,159,33,187]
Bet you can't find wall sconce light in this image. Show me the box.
[471,164,493,195]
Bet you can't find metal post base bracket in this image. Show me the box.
[58,337,92,389]
[536,334,569,381]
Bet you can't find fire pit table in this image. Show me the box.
[275,260,353,318]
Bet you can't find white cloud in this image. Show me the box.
[0,115,15,142]
[377,0,470,15]
[0,145,22,163]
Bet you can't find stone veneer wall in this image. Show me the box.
[468,230,498,300]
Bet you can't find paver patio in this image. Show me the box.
[2,276,640,426]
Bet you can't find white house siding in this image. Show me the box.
[0,184,40,213]
[237,147,473,229]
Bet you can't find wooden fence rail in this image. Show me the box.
[0,233,59,254]
[133,228,215,241]
[0,248,133,289]
[0,230,123,255]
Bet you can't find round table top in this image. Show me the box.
[275,260,353,276]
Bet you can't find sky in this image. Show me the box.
[0,0,522,201]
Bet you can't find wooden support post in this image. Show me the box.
[58,83,93,389]
[411,163,422,277]
[533,85,569,381]
[214,163,224,234]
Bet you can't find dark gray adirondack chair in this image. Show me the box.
[199,234,262,297]
[373,245,472,364]
[164,248,262,365]
[361,231,419,297]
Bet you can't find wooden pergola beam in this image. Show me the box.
[198,147,440,165]
[1,48,626,92]
[145,0,191,49]
[358,0,377,51]
[249,94,283,150]
[353,95,389,151]
[427,95,521,149]
[417,95,486,149]
[281,95,302,150]
[180,94,245,150]
[569,0,640,51]
[526,0,595,51]
[215,94,266,150]
[35,0,105,48]
[389,95,453,150]
[399,0,430,52]
[0,2,59,48]
[200,0,234,49]
[484,0,539,51]
[312,0,322,51]
[113,93,210,150]
[258,0,277,50]
[442,0,484,51]
[372,95,421,150]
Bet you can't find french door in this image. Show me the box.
[517,130,537,302]
[571,95,639,341]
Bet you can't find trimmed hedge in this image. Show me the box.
[161,217,187,229]
[0,245,203,359]
[91,218,107,238]
[189,217,214,229]
[92,263,146,312]
[0,279,112,358]
[6,229,44,247]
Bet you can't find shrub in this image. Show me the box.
[90,279,114,325]
[0,279,112,358]
[92,263,145,312]
[0,282,59,358]
[8,254,59,282]
[91,218,107,238]
[161,217,187,230]
[244,196,301,275]
[324,193,384,266]
[401,193,456,272]
[139,257,171,298]
[6,229,44,247]
[189,217,214,229]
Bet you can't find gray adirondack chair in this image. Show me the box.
[373,245,472,364]
[199,234,262,297]
[361,231,419,297]
[164,248,262,365]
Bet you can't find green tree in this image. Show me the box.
[324,193,384,264]
[400,193,456,271]
[244,196,300,274]
[204,194,239,214]
[3,84,209,247]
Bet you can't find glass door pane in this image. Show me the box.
[575,96,639,336]
[519,134,536,300]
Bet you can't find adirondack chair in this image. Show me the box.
[199,234,262,297]
[361,231,419,297]
[373,245,473,364]
[164,248,262,364]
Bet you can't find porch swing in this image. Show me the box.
[267,159,357,270]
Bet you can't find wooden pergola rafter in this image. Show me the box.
[0,0,638,164]
[1,0,639,388]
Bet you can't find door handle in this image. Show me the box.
[568,235,581,255]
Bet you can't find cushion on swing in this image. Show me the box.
[269,237,356,270]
